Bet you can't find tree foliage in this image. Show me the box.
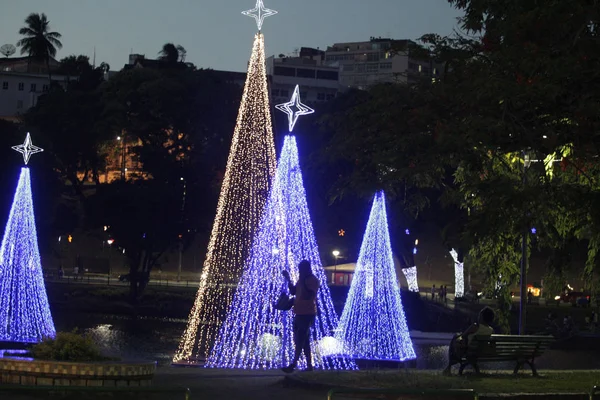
[318,0,600,311]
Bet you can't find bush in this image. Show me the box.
[30,330,108,362]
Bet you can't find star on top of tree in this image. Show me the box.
[275,85,315,132]
[12,133,43,165]
[242,0,278,31]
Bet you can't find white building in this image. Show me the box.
[267,47,342,105]
[0,57,66,122]
[324,38,442,89]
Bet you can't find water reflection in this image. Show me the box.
[51,312,600,370]
[0,349,32,361]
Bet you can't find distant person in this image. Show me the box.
[281,260,320,373]
[442,307,495,375]
[76,255,84,278]
[527,289,533,305]
[431,285,436,301]
[562,315,574,337]
[544,312,559,336]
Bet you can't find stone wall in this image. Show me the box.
[0,357,156,387]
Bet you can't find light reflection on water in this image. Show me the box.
[53,313,600,370]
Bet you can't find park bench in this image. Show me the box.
[459,334,554,376]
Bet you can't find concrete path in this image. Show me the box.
[156,366,327,400]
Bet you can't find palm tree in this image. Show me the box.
[16,13,62,82]
[176,45,187,62]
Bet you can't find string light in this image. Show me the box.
[173,33,277,363]
[450,249,464,298]
[242,0,277,31]
[402,267,419,292]
[206,135,356,370]
[402,227,419,291]
[275,85,315,132]
[0,167,55,343]
[336,191,416,361]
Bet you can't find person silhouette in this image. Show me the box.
[281,260,320,373]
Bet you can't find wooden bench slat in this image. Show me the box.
[459,334,554,377]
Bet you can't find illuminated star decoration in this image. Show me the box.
[275,85,315,132]
[12,133,43,165]
[242,0,278,31]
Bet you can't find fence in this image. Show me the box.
[45,274,200,289]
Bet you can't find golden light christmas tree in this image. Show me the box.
[173,2,277,363]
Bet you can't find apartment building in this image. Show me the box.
[324,38,442,89]
[267,47,342,104]
[0,57,66,121]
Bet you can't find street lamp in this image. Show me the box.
[518,152,562,335]
[332,250,340,285]
[107,239,114,281]
[117,136,126,181]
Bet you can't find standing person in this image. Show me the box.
[281,260,320,373]
[431,284,436,301]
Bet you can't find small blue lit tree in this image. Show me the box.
[206,133,355,370]
[0,134,55,343]
[336,191,415,361]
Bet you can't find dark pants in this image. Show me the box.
[292,314,315,367]
[447,334,466,367]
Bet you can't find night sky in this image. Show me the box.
[2,0,462,72]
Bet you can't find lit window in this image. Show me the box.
[418,65,422,73]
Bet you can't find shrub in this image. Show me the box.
[30,330,108,362]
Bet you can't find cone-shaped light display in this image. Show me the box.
[336,191,415,361]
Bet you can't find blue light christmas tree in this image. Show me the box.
[0,133,55,343]
[335,191,415,361]
[206,87,355,370]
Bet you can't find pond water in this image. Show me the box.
[52,312,600,370]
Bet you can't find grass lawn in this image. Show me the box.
[295,370,600,394]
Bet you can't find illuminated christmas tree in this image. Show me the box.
[206,88,355,370]
[336,191,415,361]
[173,2,277,363]
[0,133,55,343]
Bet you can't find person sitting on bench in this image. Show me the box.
[443,307,495,375]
